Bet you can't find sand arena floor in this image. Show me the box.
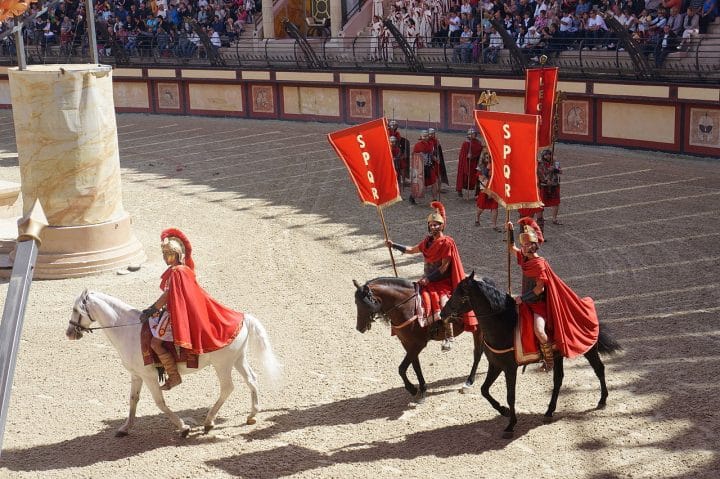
[0,112,718,478]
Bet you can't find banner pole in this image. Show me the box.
[377,205,398,277]
[506,208,512,294]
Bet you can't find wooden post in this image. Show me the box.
[377,205,398,277]
[506,208,512,294]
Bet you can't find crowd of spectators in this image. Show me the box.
[0,0,260,58]
[369,0,718,66]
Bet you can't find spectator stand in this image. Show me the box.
[282,17,327,69]
[383,19,422,72]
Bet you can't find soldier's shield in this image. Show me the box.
[411,152,425,199]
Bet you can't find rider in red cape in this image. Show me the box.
[140,228,243,390]
[387,201,477,352]
[508,217,599,370]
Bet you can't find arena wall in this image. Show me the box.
[0,66,717,157]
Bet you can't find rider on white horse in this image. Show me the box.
[140,228,244,391]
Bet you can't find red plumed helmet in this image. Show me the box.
[518,217,544,244]
[161,228,195,270]
[427,201,446,225]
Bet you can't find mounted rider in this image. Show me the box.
[508,217,599,371]
[386,201,477,351]
[140,228,244,390]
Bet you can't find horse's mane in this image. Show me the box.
[368,277,414,289]
[89,291,137,312]
[475,277,517,325]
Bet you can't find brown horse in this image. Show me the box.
[353,277,484,403]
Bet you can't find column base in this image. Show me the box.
[1,214,146,279]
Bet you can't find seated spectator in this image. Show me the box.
[483,25,503,63]
[654,23,679,66]
[666,6,684,35]
[586,9,608,49]
[453,24,474,62]
[645,0,662,13]
[575,0,591,16]
[680,6,700,49]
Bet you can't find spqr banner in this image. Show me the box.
[525,66,559,149]
[327,118,401,208]
[474,110,542,210]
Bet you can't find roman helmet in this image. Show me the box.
[467,127,477,138]
[389,135,397,144]
[426,201,446,232]
[428,127,436,137]
[420,129,429,140]
[160,228,195,270]
[541,149,553,162]
[388,119,399,130]
[517,217,544,246]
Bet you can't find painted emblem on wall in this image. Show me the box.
[349,88,372,118]
[561,100,588,136]
[689,109,719,148]
[157,82,180,110]
[450,93,475,126]
[252,85,274,113]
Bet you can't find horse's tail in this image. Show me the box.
[597,324,622,356]
[245,313,282,383]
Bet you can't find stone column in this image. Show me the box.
[8,64,145,279]
[330,0,342,37]
[262,0,274,39]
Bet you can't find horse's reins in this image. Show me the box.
[448,291,514,354]
[366,285,418,330]
[69,297,142,333]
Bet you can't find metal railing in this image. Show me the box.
[1,30,718,84]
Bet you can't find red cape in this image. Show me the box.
[418,235,477,332]
[456,138,483,191]
[161,265,243,354]
[519,256,599,358]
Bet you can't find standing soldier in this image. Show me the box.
[388,119,410,186]
[389,135,405,195]
[427,128,449,192]
[411,130,439,204]
[536,149,563,228]
[456,128,483,198]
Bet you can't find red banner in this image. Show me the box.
[525,67,559,149]
[327,118,401,207]
[474,110,542,210]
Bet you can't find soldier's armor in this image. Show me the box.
[521,274,545,303]
[424,260,451,281]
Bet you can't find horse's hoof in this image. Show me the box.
[596,402,607,410]
[204,424,214,434]
[246,417,257,425]
[543,414,554,424]
[180,426,191,438]
[414,392,426,404]
[115,430,128,437]
[460,382,472,394]
[407,387,418,397]
[501,430,514,439]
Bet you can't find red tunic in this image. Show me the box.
[456,138,483,192]
[417,235,477,332]
[161,265,243,354]
[517,254,599,358]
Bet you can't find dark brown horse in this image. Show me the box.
[353,277,484,403]
[441,272,622,438]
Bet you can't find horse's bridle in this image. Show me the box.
[363,285,417,324]
[69,295,140,334]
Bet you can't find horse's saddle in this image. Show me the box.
[140,322,198,368]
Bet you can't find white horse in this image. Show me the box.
[66,290,280,438]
